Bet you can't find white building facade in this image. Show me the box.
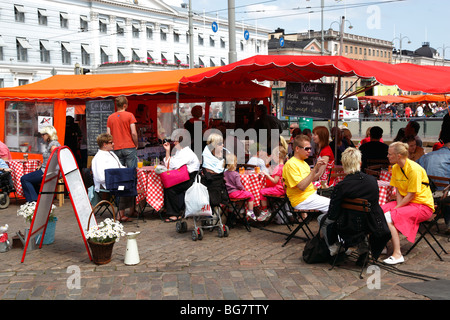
[0,0,270,87]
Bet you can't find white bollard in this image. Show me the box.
[124,231,141,265]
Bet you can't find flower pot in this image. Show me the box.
[42,220,56,245]
[88,239,115,265]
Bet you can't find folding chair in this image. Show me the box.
[405,220,448,261]
[223,190,252,232]
[364,168,380,179]
[329,198,373,279]
[263,194,293,228]
[282,206,321,247]
[427,176,450,233]
[105,168,138,221]
[83,167,115,218]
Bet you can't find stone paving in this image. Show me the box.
[1,198,449,305]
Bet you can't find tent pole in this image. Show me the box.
[176,91,180,129]
[334,76,341,159]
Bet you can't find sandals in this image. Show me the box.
[118,216,132,223]
[164,216,181,223]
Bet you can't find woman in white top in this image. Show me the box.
[162,133,200,222]
[91,133,134,222]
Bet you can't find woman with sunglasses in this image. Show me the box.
[162,132,200,222]
[91,133,135,222]
[312,126,335,187]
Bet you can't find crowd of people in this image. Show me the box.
[5,96,449,268]
[361,100,448,119]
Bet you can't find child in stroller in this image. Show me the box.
[0,159,16,209]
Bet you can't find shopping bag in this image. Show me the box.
[184,175,212,218]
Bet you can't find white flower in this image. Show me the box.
[86,218,125,243]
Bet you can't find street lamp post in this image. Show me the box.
[437,44,450,66]
[392,33,411,63]
[330,16,353,56]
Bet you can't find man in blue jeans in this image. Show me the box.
[106,96,138,168]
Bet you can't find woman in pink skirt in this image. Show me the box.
[258,146,287,222]
[224,154,256,220]
[382,142,435,265]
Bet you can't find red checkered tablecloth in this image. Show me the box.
[240,170,266,207]
[378,170,395,206]
[6,160,41,197]
[136,166,164,211]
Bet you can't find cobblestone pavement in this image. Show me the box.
[1,199,449,306]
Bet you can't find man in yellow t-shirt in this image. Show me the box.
[283,134,330,214]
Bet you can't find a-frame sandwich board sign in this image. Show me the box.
[21,146,96,263]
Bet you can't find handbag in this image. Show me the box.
[184,175,212,218]
[159,157,190,189]
[302,232,331,264]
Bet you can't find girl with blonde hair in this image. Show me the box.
[381,141,435,265]
[224,153,256,220]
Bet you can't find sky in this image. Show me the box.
[165,0,450,57]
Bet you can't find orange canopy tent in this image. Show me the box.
[358,94,449,104]
[0,67,271,153]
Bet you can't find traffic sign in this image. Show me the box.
[244,30,249,40]
[279,37,285,47]
[212,21,218,33]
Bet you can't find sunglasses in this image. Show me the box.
[106,141,114,144]
[299,146,312,151]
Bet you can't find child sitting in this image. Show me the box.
[224,153,256,221]
[258,146,287,222]
[246,143,269,174]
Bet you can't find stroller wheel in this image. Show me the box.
[0,193,10,209]
[176,221,187,233]
[223,225,230,237]
[191,229,198,241]
[217,227,224,238]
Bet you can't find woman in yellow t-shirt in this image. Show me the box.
[382,142,434,265]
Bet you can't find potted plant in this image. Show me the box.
[86,216,125,265]
[16,201,57,246]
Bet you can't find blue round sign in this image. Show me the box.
[212,21,218,33]
[244,30,249,40]
[279,37,285,47]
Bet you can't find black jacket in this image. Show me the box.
[326,172,391,259]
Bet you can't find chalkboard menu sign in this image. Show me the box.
[283,82,335,119]
[86,99,115,156]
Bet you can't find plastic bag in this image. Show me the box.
[184,175,212,218]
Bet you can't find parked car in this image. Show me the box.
[431,109,449,118]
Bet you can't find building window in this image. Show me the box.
[240,41,244,51]
[132,25,140,38]
[5,101,54,152]
[0,79,3,88]
[116,22,125,36]
[60,12,69,28]
[220,38,225,48]
[132,49,140,61]
[0,47,3,61]
[16,38,30,62]
[14,5,25,23]
[61,43,71,64]
[81,45,91,65]
[80,16,88,32]
[146,27,153,39]
[18,79,29,86]
[99,18,108,34]
[38,9,48,26]
[160,29,167,41]
[198,35,204,46]
[209,36,215,47]
[174,32,180,43]
[40,40,50,63]
[101,47,109,63]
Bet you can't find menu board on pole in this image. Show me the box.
[283,82,335,119]
[86,99,114,156]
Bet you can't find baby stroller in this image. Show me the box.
[175,174,230,241]
[0,171,15,209]
[176,206,229,241]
